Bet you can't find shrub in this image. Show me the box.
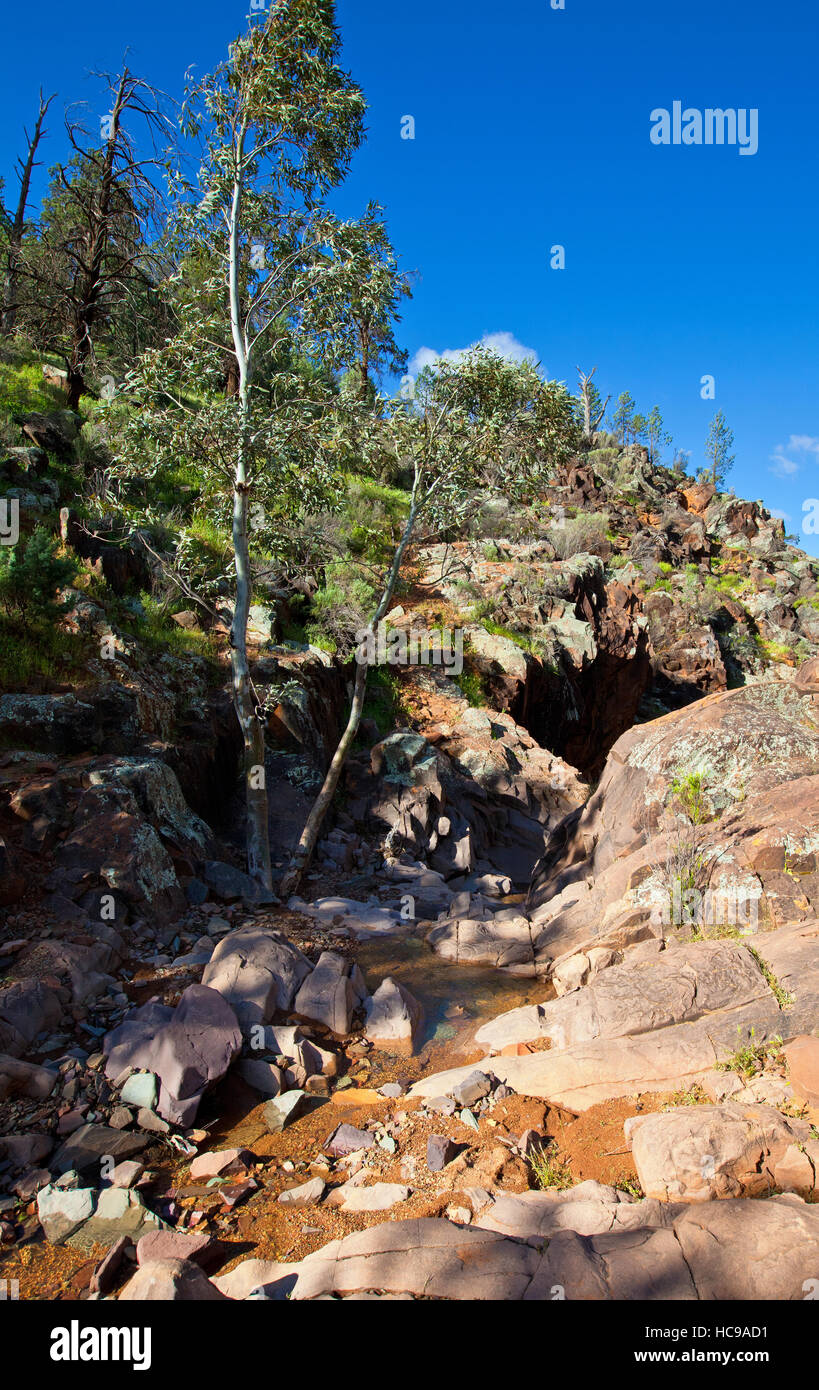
[305,564,376,653]
[453,668,487,706]
[360,664,406,735]
[547,511,610,559]
[0,528,78,631]
[529,1142,572,1191]
[0,620,87,693]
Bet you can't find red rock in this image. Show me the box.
[136,1229,217,1269]
[784,1036,819,1109]
[188,1148,249,1181]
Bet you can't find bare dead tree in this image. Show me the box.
[2,89,56,336]
[20,68,174,410]
[577,365,610,443]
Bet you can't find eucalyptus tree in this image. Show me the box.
[328,201,411,402]
[117,2,370,890]
[279,346,580,895]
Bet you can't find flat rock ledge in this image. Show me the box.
[157,1197,819,1301]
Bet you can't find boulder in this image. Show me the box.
[104,984,242,1126]
[263,1090,308,1133]
[325,1123,376,1157]
[288,896,403,938]
[0,835,25,905]
[118,1258,229,1302]
[277,1177,326,1207]
[37,1185,96,1244]
[784,1035,819,1109]
[0,980,62,1057]
[475,939,769,1055]
[427,1135,459,1172]
[136,1230,217,1269]
[528,682,819,965]
[51,1124,149,1180]
[229,1201,819,1301]
[0,1052,59,1099]
[65,1186,169,1251]
[293,951,366,1034]
[627,1102,813,1202]
[363,977,423,1051]
[202,860,258,903]
[427,913,535,970]
[202,926,312,1031]
[188,1149,249,1181]
[58,810,184,924]
[236,1058,282,1096]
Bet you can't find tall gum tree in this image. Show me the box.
[117,1,367,889]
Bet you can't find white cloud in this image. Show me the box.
[770,507,791,522]
[408,330,538,378]
[769,434,819,478]
[770,451,800,477]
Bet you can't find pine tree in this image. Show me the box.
[611,390,636,444]
[702,411,735,488]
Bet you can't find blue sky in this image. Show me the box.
[2,0,819,553]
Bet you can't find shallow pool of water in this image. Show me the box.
[354,929,551,1066]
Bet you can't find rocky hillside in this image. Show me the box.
[2,397,819,1303]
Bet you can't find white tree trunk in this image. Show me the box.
[228,123,272,891]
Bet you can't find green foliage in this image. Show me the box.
[529,1142,573,1191]
[701,410,735,488]
[663,1084,709,1108]
[0,618,87,693]
[645,405,672,464]
[360,663,405,735]
[717,1030,783,1080]
[669,770,710,826]
[0,528,78,630]
[305,562,376,651]
[453,667,488,706]
[369,347,580,541]
[480,619,537,651]
[747,947,795,1011]
[753,633,801,664]
[0,351,65,419]
[610,390,636,444]
[133,593,218,663]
